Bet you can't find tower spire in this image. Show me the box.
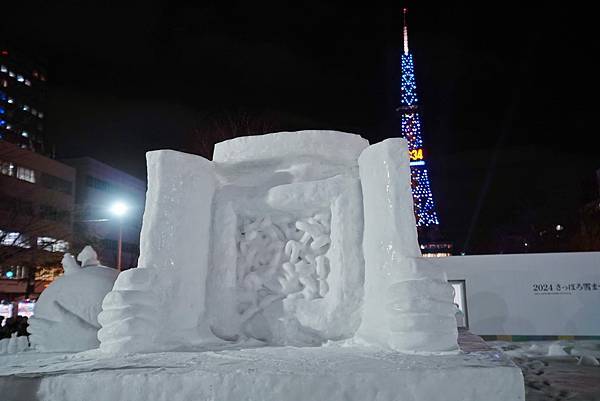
[403,7,409,55]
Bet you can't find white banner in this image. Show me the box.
[419,252,600,336]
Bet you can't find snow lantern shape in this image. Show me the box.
[28,246,119,352]
[98,131,458,355]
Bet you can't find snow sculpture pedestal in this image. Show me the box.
[0,331,524,401]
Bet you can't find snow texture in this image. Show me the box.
[0,334,29,354]
[98,150,222,354]
[27,247,118,352]
[489,340,600,401]
[98,131,457,354]
[208,132,365,345]
[0,342,524,401]
[356,138,458,353]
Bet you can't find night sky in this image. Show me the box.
[2,2,598,253]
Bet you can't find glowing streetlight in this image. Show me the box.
[109,201,129,271]
[110,201,129,218]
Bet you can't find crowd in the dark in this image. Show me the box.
[0,315,29,339]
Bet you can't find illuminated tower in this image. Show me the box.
[398,8,440,230]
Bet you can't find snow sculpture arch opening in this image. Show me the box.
[98,131,458,354]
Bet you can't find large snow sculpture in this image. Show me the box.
[28,246,118,352]
[98,131,458,354]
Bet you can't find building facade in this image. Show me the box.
[64,157,145,270]
[0,48,47,154]
[0,140,75,300]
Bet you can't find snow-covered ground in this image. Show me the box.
[0,339,523,401]
[489,340,600,401]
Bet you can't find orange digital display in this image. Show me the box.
[409,148,424,161]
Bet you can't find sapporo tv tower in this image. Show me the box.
[398,8,452,257]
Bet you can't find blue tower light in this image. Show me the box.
[400,8,440,228]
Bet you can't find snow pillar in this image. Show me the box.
[356,138,458,353]
[99,150,220,354]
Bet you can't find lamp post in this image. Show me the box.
[109,201,128,271]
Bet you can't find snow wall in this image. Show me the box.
[419,252,600,336]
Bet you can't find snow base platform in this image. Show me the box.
[0,331,524,401]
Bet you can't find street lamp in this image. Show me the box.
[109,201,129,271]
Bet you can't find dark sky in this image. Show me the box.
[3,2,598,253]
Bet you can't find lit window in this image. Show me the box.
[8,71,14,78]
[0,91,6,100]
[0,231,30,248]
[38,112,44,119]
[7,98,13,103]
[37,237,70,253]
[31,110,37,116]
[40,75,46,82]
[1,80,6,88]
[32,71,38,78]
[6,125,11,130]
[24,80,31,86]
[17,75,24,82]
[1,161,15,176]
[0,107,4,114]
[23,105,29,111]
[0,65,6,73]
[16,166,35,183]
[22,131,29,138]
[0,119,5,126]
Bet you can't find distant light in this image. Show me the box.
[5,271,14,278]
[556,224,564,231]
[110,201,128,217]
[524,242,528,247]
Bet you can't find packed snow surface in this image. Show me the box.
[489,340,600,401]
[0,342,523,401]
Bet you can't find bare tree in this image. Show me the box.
[187,108,285,159]
[570,199,600,251]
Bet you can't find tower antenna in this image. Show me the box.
[403,7,409,55]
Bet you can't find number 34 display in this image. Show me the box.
[409,148,424,161]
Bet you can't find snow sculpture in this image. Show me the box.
[98,131,458,354]
[356,139,458,352]
[27,246,118,352]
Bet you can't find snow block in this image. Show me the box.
[98,150,221,354]
[208,132,366,345]
[213,130,369,164]
[357,138,458,353]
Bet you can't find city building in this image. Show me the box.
[0,139,75,300]
[64,157,145,270]
[398,9,452,257]
[0,47,48,154]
